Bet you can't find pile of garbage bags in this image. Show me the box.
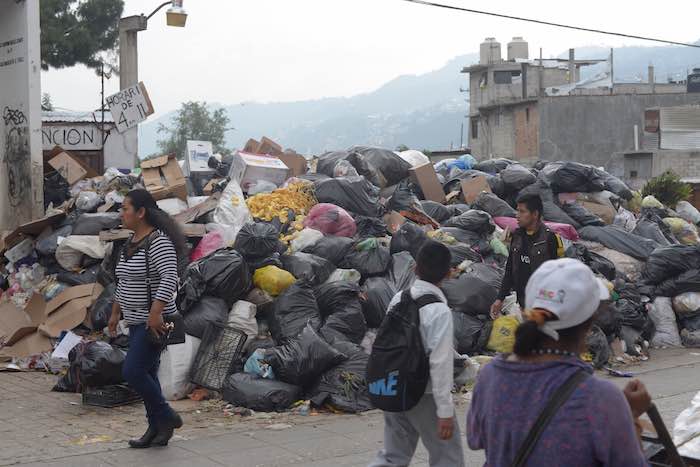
[4,142,700,416]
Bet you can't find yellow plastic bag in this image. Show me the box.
[253,266,295,297]
[486,316,520,353]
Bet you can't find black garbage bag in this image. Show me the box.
[594,302,621,338]
[316,150,356,178]
[320,307,367,345]
[72,213,121,235]
[36,225,73,257]
[579,225,659,261]
[642,245,700,285]
[443,210,495,236]
[632,213,676,246]
[57,264,100,286]
[234,223,284,263]
[565,244,616,281]
[265,323,347,387]
[314,176,383,217]
[362,277,395,328]
[441,274,497,317]
[519,181,580,228]
[354,216,388,239]
[268,281,321,344]
[178,249,251,311]
[473,158,515,174]
[595,169,633,201]
[447,243,482,267]
[539,161,606,194]
[303,236,354,266]
[222,373,301,412]
[679,311,700,332]
[281,252,336,285]
[89,283,116,331]
[387,180,431,219]
[500,164,537,192]
[472,192,517,218]
[452,312,492,355]
[314,281,361,317]
[309,341,372,413]
[249,253,284,271]
[44,172,71,209]
[446,204,472,218]
[390,223,428,258]
[586,325,611,369]
[348,146,412,188]
[52,341,125,393]
[561,203,605,227]
[342,245,392,279]
[420,201,451,223]
[461,262,503,290]
[438,228,492,257]
[656,269,700,297]
[616,299,648,331]
[183,296,229,338]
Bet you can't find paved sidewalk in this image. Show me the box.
[1,348,699,467]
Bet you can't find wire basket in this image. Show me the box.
[190,322,248,391]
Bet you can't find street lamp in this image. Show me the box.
[118,0,187,164]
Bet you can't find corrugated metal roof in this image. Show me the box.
[42,110,114,123]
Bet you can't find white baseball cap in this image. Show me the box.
[524,258,610,341]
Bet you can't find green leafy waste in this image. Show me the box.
[641,171,692,208]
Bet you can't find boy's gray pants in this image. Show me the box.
[368,394,465,467]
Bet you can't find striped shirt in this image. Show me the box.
[115,231,179,325]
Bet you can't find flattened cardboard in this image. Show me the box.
[257,136,284,156]
[461,176,491,204]
[48,151,88,185]
[409,163,446,203]
[0,332,53,358]
[174,193,220,224]
[0,212,66,252]
[39,284,103,338]
[99,229,133,242]
[0,294,47,347]
[278,151,308,178]
[141,154,188,201]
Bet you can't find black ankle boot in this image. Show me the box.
[128,425,158,449]
[151,410,183,447]
[151,427,174,447]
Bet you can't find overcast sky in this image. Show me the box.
[41,0,700,116]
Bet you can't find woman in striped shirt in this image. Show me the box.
[108,189,186,449]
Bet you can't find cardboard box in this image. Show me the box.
[460,175,491,204]
[0,294,46,347]
[229,152,290,192]
[256,136,284,156]
[243,138,261,154]
[141,154,188,201]
[48,151,88,185]
[278,151,308,178]
[409,163,446,204]
[185,140,215,174]
[38,283,103,338]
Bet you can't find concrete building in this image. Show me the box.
[463,37,700,170]
[42,111,131,172]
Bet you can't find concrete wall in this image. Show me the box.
[0,1,43,229]
[653,150,700,177]
[538,93,700,169]
[514,104,539,160]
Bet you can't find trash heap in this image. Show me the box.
[2,140,700,414]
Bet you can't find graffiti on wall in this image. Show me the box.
[2,106,30,208]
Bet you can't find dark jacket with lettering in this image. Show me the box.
[497,223,564,306]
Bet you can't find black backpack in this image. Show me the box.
[366,291,440,412]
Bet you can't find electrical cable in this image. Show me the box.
[398,0,700,49]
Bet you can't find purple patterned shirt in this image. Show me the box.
[467,355,649,466]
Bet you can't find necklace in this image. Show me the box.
[531,348,579,359]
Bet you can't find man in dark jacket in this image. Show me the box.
[491,193,564,317]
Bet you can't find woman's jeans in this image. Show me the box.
[123,324,172,427]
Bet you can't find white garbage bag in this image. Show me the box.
[158,334,201,401]
[55,236,106,270]
[228,300,258,349]
[673,390,700,459]
[673,293,700,315]
[676,201,700,226]
[398,150,430,168]
[212,179,252,240]
[157,198,189,216]
[648,297,682,348]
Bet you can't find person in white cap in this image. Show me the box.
[467,258,651,467]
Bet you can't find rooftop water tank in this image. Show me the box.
[480,38,502,65]
[507,37,529,61]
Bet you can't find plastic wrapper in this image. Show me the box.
[342,244,392,279]
[309,341,372,413]
[183,296,229,338]
[265,323,347,387]
[177,249,252,311]
[253,265,296,297]
[314,176,383,217]
[88,283,115,331]
[486,315,519,353]
[578,225,659,261]
[303,203,356,237]
[223,373,301,412]
[586,325,611,369]
[641,245,700,285]
[244,348,275,379]
[76,191,103,212]
[647,297,682,347]
[676,201,700,225]
[281,252,335,285]
[500,164,536,192]
[290,228,324,253]
[472,192,517,218]
[55,236,106,270]
[354,216,388,239]
[673,292,700,315]
[389,223,428,258]
[443,210,495,236]
[159,335,201,401]
[441,274,497,317]
[664,217,700,245]
[452,312,492,355]
[302,236,354,266]
[52,341,125,393]
[561,202,605,227]
[190,230,225,262]
[268,281,321,343]
[420,200,451,223]
[72,213,121,236]
[234,222,284,263]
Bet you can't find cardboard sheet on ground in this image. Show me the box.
[0,332,53,358]
[0,293,47,347]
[38,283,103,338]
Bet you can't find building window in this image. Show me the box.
[526,107,530,123]
[494,70,521,85]
[471,118,478,139]
[479,72,488,88]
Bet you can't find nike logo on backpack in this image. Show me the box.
[368,371,399,396]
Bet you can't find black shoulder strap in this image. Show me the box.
[511,369,589,467]
[142,231,158,310]
[414,294,442,309]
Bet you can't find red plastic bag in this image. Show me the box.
[304,203,357,237]
[190,231,225,262]
[493,217,580,241]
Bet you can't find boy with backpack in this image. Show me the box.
[368,240,465,467]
